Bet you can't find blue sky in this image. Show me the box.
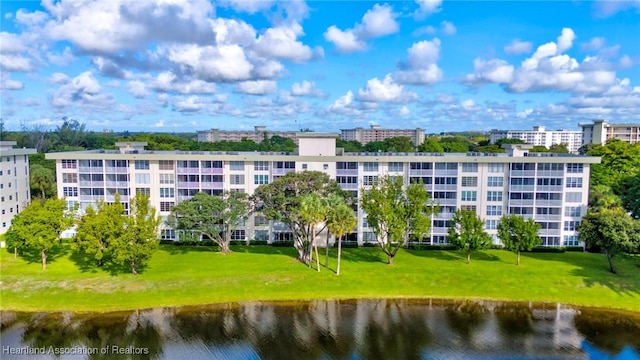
[1,0,639,133]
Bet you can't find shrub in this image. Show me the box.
[529,246,566,253]
[333,242,358,248]
[271,240,295,247]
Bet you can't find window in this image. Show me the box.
[564,221,581,231]
[136,188,150,195]
[363,162,379,172]
[337,176,358,184]
[461,177,478,187]
[535,193,562,201]
[388,162,403,172]
[487,191,503,202]
[435,162,457,170]
[509,207,533,215]
[230,174,245,185]
[159,174,175,184]
[537,178,563,186]
[510,178,535,186]
[462,163,478,172]
[537,163,564,171]
[62,173,78,183]
[564,235,580,246]
[254,216,269,226]
[302,164,308,170]
[410,177,432,184]
[566,164,583,173]
[510,163,535,171]
[337,162,358,170]
[485,219,499,230]
[432,192,456,200]
[159,160,174,170]
[433,220,452,228]
[65,201,77,211]
[565,192,582,203]
[486,205,502,216]
[541,236,561,246]
[230,188,245,193]
[536,207,561,215]
[160,188,175,198]
[161,229,176,240]
[461,191,477,201]
[254,161,269,171]
[363,176,379,186]
[487,176,503,187]
[537,222,560,230]
[160,202,175,212]
[134,160,149,170]
[460,205,477,212]
[135,173,150,184]
[231,230,246,240]
[565,206,581,217]
[254,175,269,185]
[434,177,457,185]
[62,160,77,169]
[363,232,377,242]
[63,187,78,197]
[566,178,583,188]
[230,161,245,170]
[488,163,504,173]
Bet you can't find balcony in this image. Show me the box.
[336,169,358,175]
[79,166,103,173]
[106,194,129,202]
[177,167,200,174]
[433,184,457,191]
[177,182,201,189]
[79,180,105,187]
[536,185,563,192]
[105,167,129,174]
[201,167,224,174]
[408,169,433,176]
[201,182,224,189]
[537,170,564,177]
[177,195,193,202]
[509,170,535,177]
[433,198,457,206]
[534,214,562,221]
[79,194,103,201]
[536,200,563,207]
[339,183,359,190]
[509,199,534,206]
[105,181,130,187]
[273,168,295,175]
[538,229,561,236]
[509,185,535,192]
[433,170,458,176]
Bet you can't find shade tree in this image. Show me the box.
[447,210,492,264]
[497,214,542,265]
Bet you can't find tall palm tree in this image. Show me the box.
[327,203,357,275]
[299,194,327,271]
[323,195,344,267]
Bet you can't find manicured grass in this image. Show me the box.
[1,245,639,313]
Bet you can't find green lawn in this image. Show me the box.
[1,245,639,313]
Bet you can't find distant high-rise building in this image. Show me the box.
[197,126,300,144]
[489,126,583,154]
[0,141,36,234]
[340,125,425,146]
[579,119,640,146]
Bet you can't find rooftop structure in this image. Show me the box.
[341,125,425,146]
[489,126,583,154]
[0,141,37,234]
[46,136,600,247]
[579,119,640,146]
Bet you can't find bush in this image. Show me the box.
[529,246,566,253]
[362,242,379,248]
[565,246,584,252]
[249,240,269,246]
[334,242,358,248]
[407,244,458,250]
[271,240,295,247]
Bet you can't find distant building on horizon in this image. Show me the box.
[489,126,582,154]
[340,125,425,146]
[197,126,299,144]
[579,119,640,146]
[0,141,36,235]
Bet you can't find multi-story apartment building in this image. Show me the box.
[197,125,299,144]
[341,125,425,146]
[489,126,583,154]
[46,135,600,248]
[0,141,36,234]
[579,119,640,146]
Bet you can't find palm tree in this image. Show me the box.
[323,195,344,267]
[299,194,327,271]
[327,203,357,275]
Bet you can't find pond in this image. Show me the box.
[1,299,639,359]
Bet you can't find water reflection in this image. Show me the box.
[2,299,640,359]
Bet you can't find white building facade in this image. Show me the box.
[46,135,600,247]
[1,141,36,234]
[197,125,300,144]
[341,125,425,146]
[579,119,640,146]
[489,126,583,154]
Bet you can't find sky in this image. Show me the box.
[1,0,639,134]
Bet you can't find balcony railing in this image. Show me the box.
[177,167,200,174]
[273,168,295,175]
[79,166,103,173]
[79,180,105,187]
[201,167,224,174]
[105,181,130,187]
[536,200,563,207]
[201,182,224,189]
[433,184,457,191]
[177,182,201,189]
[536,185,563,192]
[509,199,534,206]
[433,170,458,176]
[537,170,564,177]
[408,169,433,176]
[336,169,358,175]
[106,195,129,202]
[509,185,535,192]
[534,214,562,221]
[79,194,103,201]
[339,183,358,190]
[509,170,535,177]
[105,167,129,174]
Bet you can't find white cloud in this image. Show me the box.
[235,80,277,95]
[0,73,24,90]
[218,0,275,14]
[290,81,325,97]
[394,39,443,85]
[592,0,640,18]
[48,71,114,110]
[556,28,576,53]
[581,37,606,52]
[254,23,313,62]
[324,4,399,53]
[465,58,514,85]
[414,0,442,19]
[412,25,436,36]
[440,21,456,35]
[148,71,216,94]
[357,74,418,103]
[516,108,533,119]
[399,106,411,116]
[48,72,70,85]
[0,54,33,72]
[172,96,208,112]
[504,39,532,55]
[166,44,254,82]
[328,91,363,115]
[127,80,149,98]
[47,46,75,66]
[15,9,49,26]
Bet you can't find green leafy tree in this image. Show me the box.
[589,185,622,211]
[5,198,74,270]
[364,141,387,152]
[440,137,471,153]
[620,173,640,219]
[252,171,346,264]
[587,140,640,190]
[326,201,357,275]
[336,139,364,152]
[579,208,640,274]
[419,138,445,152]
[549,143,570,153]
[29,163,56,200]
[360,176,437,265]
[74,199,126,266]
[494,138,526,146]
[169,191,251,253]
[447,210,492,264]
[110,193,160,275]
[384,136,415,152]
[497,214,542,265]
[299,193,327,271]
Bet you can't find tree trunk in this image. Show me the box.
[388,253,393,265]
[517,250,520,266]
[220,241,232,254]
[325,231,330,267]
[466,250,471,264]
[14,247,17,259]
[337,235,342,275]
[605,250,616,274]
[314,229,320,272]
[41,249,47,270]
[131,261,138,275]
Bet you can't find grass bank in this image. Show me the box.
[1,245,639,313]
